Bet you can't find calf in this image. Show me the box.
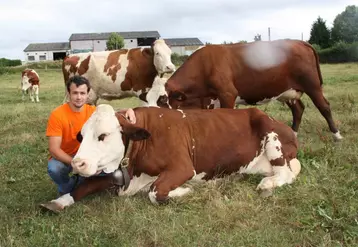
[40,105,301,212]
[21,69,40,102]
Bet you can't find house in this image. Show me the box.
[164,38,204,56]
[23,42,70,62]
[69,31,161,53]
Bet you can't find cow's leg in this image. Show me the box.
[217,92,236,108]
[148,165,195,204]
[22,90,26,101]
[87,89,99,106]
[33,85,39,102]
[286,99,305,136]
[305,89,342,141]
[29,87,35,102]
[256,132,301,194]
[40,174,117,213]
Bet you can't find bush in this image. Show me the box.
[171,53,189,66]
[0,58,22,67]
[311,44,322,52]
[318,42,358,63]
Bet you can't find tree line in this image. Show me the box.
[307,5,357,63]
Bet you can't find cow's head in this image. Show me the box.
[21,70,33,91]
[152,39,176,75]
[72,104,150,177]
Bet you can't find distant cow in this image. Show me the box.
[40,104,301,212]
[21,69,40,102]
[158,40,342,141]
[62,39,175,105]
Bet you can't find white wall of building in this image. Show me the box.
[70,40,95,51]
[24,50,68,62]
[24,51,52,62]
[70,38,139,52]
[171,46,202,56]
[124,39,138,48]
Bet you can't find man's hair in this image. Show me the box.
[66,75,91,93]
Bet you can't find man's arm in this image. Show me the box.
[48,136,73,165]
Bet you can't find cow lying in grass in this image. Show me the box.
[40,104,301,213]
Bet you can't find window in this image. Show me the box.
[28,56,35,61]
[97,41,100,43]
[39,55,46,61]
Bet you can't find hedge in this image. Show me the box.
[317,42,358,63]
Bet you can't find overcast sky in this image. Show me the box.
[0,0,356,60]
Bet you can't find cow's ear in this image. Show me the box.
[76,131,83,143]
[143,48,153,57]
[121,126,151,141]
[139,92,148,102]
[170,91,187,101]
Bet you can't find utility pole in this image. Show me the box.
[268,27,271,41]
[301,32,303,41]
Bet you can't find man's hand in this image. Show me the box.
[124,108,136,124]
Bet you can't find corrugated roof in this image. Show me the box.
[69,31,161,41]
[24,42,70,52]
[164,38,204,47]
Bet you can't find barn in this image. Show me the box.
[23,42,70,63]
[164,38,204,56]
[23,31,204,62]
[69,31,161,53]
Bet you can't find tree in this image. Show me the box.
[222,41,233,44]
[308,16,331,48]
[331,5,358,44]
[106,33,124,50]
[238,40,248,44]
[254,34,261,41]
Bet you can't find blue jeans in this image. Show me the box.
[47,158,85,195]
[48,158,112,195]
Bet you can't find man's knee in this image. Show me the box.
[48,158,70,176]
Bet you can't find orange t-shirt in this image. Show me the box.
[46,103,96,157]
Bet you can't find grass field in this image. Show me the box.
[0,63,357,247]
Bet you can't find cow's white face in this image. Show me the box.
[21,74,32,91]
[72,104,125,177]
[152,40,176,75]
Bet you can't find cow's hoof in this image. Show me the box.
[39,201,64,214]
[259,189,273,198]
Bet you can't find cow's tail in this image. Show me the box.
[62,56,70,103]
[302,41,324,86]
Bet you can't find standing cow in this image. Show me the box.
[62,39,175,105]
[40,104,301,212]
[158,40,342,141]
[21,69,40,103]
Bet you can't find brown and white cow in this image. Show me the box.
[21,69,40,102]
[156,39,342,141]
[62,39,175,105]
[40,104,301,212]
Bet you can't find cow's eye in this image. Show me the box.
[98,133,107,141]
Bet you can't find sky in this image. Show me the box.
[0,0,356,60]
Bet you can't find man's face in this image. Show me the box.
[68,83,89,109]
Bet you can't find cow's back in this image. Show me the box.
[131,107,297,178]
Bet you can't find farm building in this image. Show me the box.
[23,31,204,62]
[23,42,70,62]
[164,38,204,56]
[69,30,161,53]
